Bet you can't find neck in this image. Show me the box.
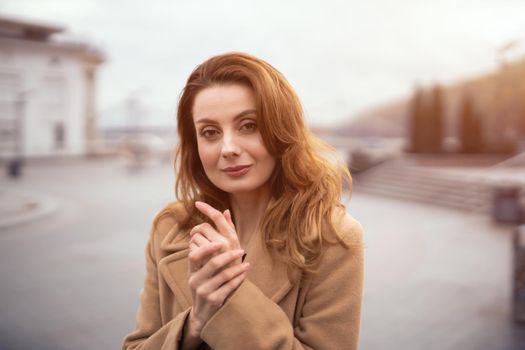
[229,186,272,246]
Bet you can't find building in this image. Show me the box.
[0,15,104,159]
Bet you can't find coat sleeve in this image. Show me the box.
[200,214,365,350]
[122,225,195,350]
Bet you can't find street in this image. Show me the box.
[0,158,524,349]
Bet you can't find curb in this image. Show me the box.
[0,189,60,230]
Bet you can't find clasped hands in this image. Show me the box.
[186,201,250,336]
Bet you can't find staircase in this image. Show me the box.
[352,158,494,214]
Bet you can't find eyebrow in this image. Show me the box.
[195,109,257,125]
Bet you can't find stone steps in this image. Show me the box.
[353,160,493,213]
[355,182,490,213]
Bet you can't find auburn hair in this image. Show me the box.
[155,52,352,276]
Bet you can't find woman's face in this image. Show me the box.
[192,84,276,195]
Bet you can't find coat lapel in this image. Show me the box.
[158,222,295,310]
[243,232,296,303]
[158,222,193,310]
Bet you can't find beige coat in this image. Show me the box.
[122,203,364,350]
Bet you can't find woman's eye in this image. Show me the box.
[200,128,219,139]
[240,121,257,132]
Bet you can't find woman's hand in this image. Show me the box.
[186,242,250,335]
[189,201,243,265]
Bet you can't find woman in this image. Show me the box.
[122,52,364,350]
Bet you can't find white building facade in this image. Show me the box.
[0,15,104,159]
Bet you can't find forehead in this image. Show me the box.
[193,84,256,123]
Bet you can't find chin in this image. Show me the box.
[218,184,259,194]
[213,178,268,195]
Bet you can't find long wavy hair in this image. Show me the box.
[156,52,352,276]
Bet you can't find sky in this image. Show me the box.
[1,0,525,127]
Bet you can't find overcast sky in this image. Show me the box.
[2,0,525,127]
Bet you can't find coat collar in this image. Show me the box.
[157,222,294,311]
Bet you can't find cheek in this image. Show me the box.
[247,138,275,170]
[263,157,277,177]
[197,142,219,170]
[247,137,272,161]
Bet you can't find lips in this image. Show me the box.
[222,165,252,177]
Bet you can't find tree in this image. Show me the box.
[409,86,424,152]
[427,85,444,153]
[459,95,483,153]
[409,84,444,153]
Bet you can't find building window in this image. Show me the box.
[49,56,61,66]
[0,72,21,119]
[41,76,67,122]
[0,72,22,157]
[54,122,65,149]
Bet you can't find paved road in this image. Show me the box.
[348,194,525,350]
[0,158,524,349]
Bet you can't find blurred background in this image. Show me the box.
[1,0,525,349]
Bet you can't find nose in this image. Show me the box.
[221,132,241,159]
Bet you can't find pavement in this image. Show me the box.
[1,156,525,350]
[0,186,59,229]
